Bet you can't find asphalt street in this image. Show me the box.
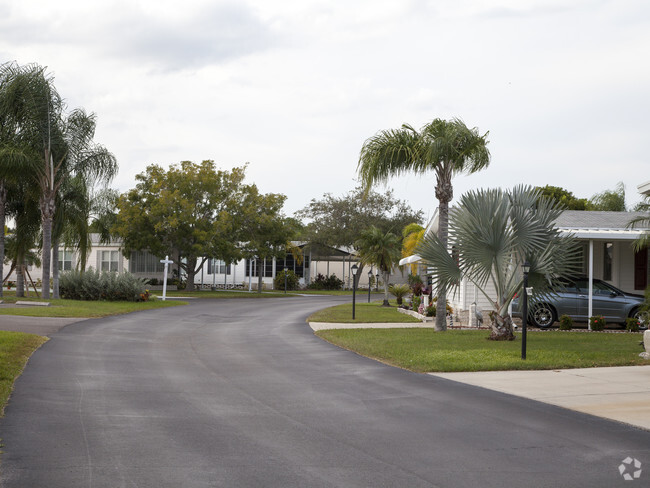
[1,296,649,487]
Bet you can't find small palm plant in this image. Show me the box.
[388,283,410,305]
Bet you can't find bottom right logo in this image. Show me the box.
[619,457,642,481]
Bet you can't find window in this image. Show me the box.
[207,259,231,275]
[603,242,613,281]
[276,254,310,278]
[101,250,119,272]
[58,250,73,271]
[245,258,273,277]
[129,251,165,273]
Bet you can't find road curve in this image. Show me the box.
[1,296,648,487]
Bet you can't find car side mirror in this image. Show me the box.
[609,291,617,298]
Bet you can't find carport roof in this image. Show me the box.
[555,210,648,240]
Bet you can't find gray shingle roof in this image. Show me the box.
[555,211,648,230]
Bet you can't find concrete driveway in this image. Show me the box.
[1,297,649,487]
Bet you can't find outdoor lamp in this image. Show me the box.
[367,269,373,303]
[375,269,379,291]
[351,264,358,319]
[521,261,530,360]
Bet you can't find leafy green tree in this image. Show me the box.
[417,186,580,340]
[0,62,117,298]
[357,117,490,331]
[296,186,422,249]
[589,182,626,211]
[238,186,294,293]
[114,161,253,292]
[627,194,650,252]
[535,185,589,210]
[355,226,401,306]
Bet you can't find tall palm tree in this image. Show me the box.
[417,186,580,340]
[358,118,490,330]
[1,63,117,298]
[355,226,401,306]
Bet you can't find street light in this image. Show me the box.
[367,269,373,303]
[375,269,379,292]
[521,261,530,360]
[351,264,358,320]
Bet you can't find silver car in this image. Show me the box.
[513,277,647,329]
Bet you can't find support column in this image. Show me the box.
[588,239,594,329]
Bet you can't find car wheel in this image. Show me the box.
[531,304,556,328]
[632,309,649,329]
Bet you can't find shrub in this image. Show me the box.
[60,269,148,301]
[148,277,159,286]
[274,269,300,291]
[412,295,421,311]
[626,317,641,332]
[559,314,573,330]
[307,273,343,290]
[589,315,606,331]
[425,304,436,317]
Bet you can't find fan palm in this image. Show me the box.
[417,186,580,340]
[358,118,490,330]
[355,226,401,306]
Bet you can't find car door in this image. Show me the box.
[577,280,627,323]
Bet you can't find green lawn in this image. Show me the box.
[0,296,186,318]
[0,331,48,415]
[316,328,648,372]
[308,301,421,324]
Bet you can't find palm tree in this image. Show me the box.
[357,118,490,330]
[1,63,117,298]
[417,186,580,340]
[401,222,425,275]
[355,226,401,306]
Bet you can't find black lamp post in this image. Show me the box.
[284,267,288,294]
[375,269,379,292]
[521,261,530,360]
[367,269,373,303]
[351,264,358,320]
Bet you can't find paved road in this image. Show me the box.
[1,297,649,487]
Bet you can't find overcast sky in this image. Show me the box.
[1,0,648,219]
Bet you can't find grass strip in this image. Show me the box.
[0,297,185,318]
[0,331,48,416]
[315,328,648,372]
[308,301,421,324]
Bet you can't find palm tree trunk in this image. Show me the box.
[0,181,5,298]
[435,194,451,331]
[52,238,60,299]
[382,270,390,306]
[16,261,25,298]
[40,192,55,300]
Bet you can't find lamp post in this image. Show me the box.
[521,261,530,360]
[375,269,379,292]
[367,269,373,303]
[284,267,288,294]
[351,264,358,320]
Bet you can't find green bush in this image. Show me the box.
[60,269,148,301]
[626,317,641,332]
[559,314,573,330]
[307,273,343,290]
[590,315,606,331]
[274,269,299,291]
